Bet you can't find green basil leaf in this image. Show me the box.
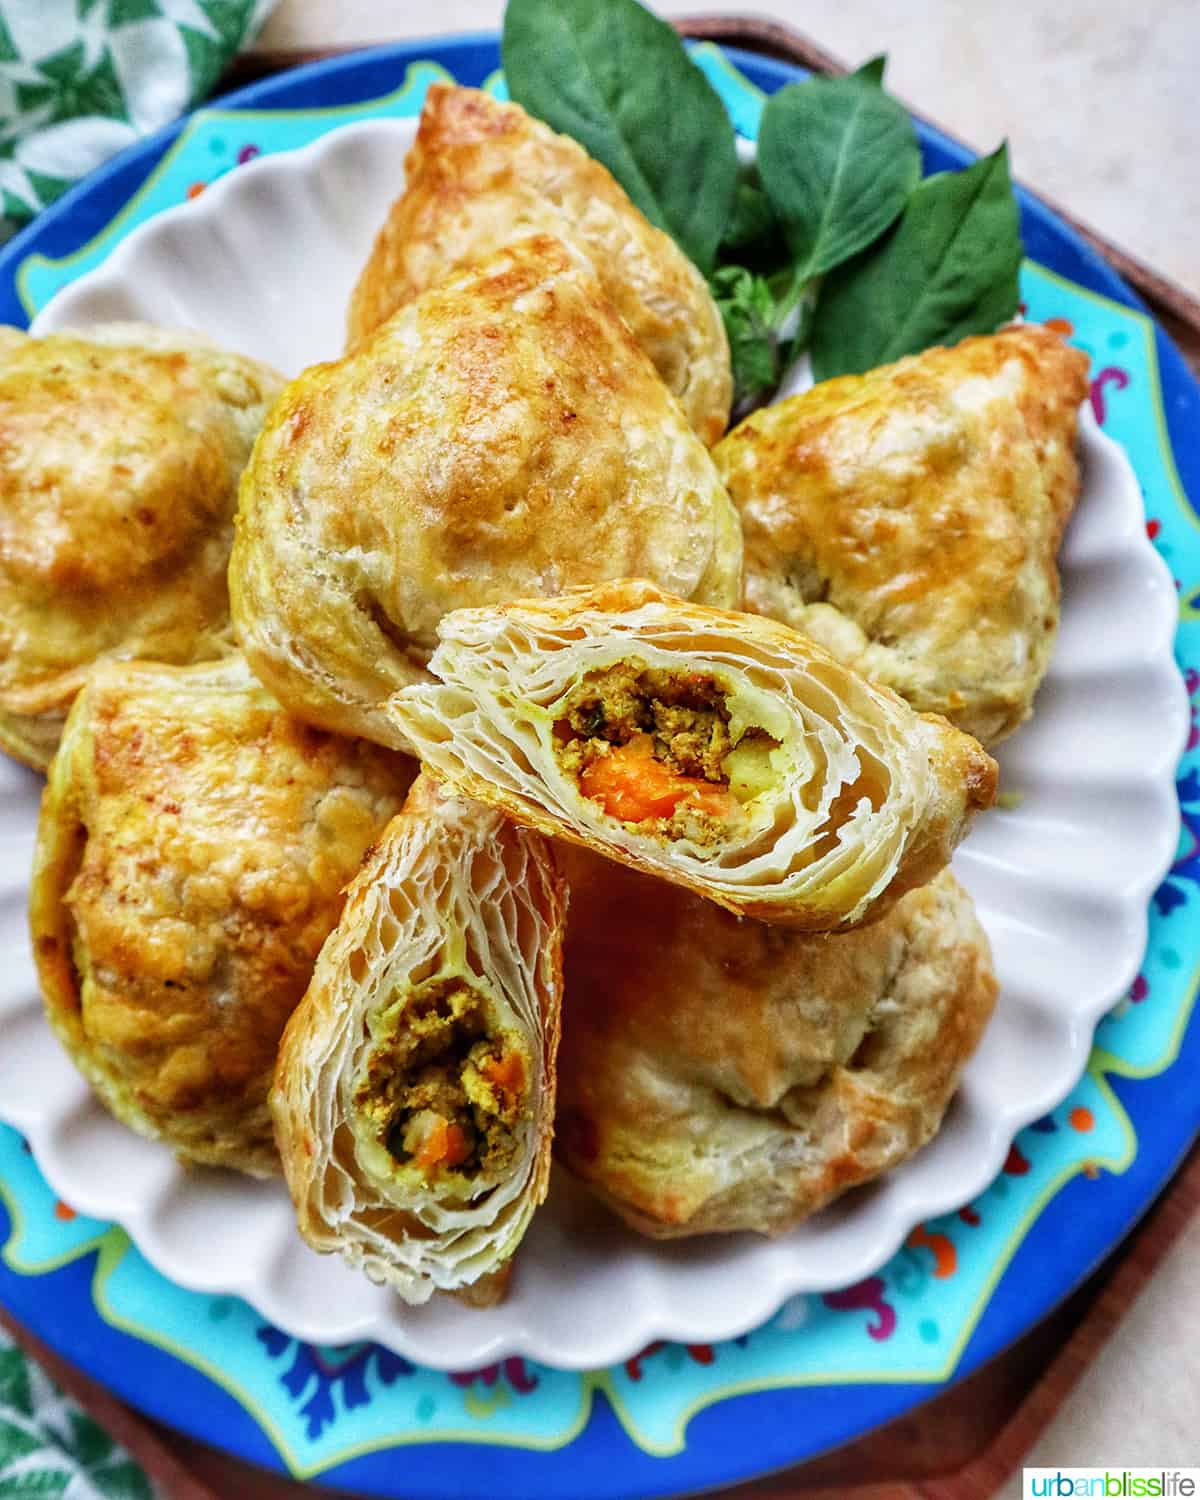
[854,55,887,86]
[810,143,1023,380]
[709,264,770,314]
[757,73,919,281]
[718,178,789,274]
[722,181,777,253]
[710,266,781,404]
[502,0,738,273]
[727,320,780,401]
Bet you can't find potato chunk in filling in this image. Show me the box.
[356,978,527,1183]
[554,662,779,839]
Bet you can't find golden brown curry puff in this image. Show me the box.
[346,84,731,446]
[555,851,997,1236]
[30,657,415,1176]
[391,581,996,931]
[271,774,566,1305]
[232,235,743,751]
[0,323,284,771]
[713,325,1090,744]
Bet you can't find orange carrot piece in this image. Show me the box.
[416,1118,471,1170]
[578,735,733,822]
[680,782,736,818]
[482,1051,525,1105]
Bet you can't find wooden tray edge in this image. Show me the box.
[238,15,1200,371]
[673,13,1200,368]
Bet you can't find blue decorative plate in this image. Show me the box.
[1,35,1198,1500]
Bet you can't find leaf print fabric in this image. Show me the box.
[0,1329,160,1498]
[0,0,276,241]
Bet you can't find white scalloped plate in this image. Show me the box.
[0,119,1187,1372]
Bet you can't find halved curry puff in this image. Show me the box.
[555,850,997,1236]
[391,581,997,931]
[271,775,566,1306]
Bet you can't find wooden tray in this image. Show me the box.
[3,1142,1196,1499]
[233,13,1200,376]
[674,16,1200,377]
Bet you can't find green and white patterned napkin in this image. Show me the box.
[0,0,276,241]
[0,1327,161,1498]
[0,1,274,1488]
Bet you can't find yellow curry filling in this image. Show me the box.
[554,662,780,839]
[356,978,528,1184]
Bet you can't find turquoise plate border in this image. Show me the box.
[0,37,1197,1500]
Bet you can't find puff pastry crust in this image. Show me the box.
[713,325,1090,744]
[555,851,997,1236]
[0,323,284,770]
[271,774,566,1305]
[346,84,732,446]
[391,581,997,931]
[29,657,414,1177]
[232,236,743,751]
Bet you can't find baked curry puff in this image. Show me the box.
[346,84,731,446]
[390,582,997,931]
[556,851,997,1237]
[0,323,284,771]
[714,325,1090,744]
[231,235,742,751]
[271,774,565,1306]
[30,657,414,1177]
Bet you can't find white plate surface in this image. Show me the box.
[0,120,1188,1371]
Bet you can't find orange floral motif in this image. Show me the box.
[624,1341,717,1380]
[906,1224,957,1279]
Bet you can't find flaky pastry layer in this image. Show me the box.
[714,325,1090,744]
[346,84,731,446]
[271,775,566,1304]
[556,852,997,1235]
[232,237,743,753]
[390,581,996,930]
[0,323,284,770]
[30,656,414,1175]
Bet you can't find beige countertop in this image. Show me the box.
[1000,1216,1200,1494]
[259,0,1200,300]
[252,3,1200,1491]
